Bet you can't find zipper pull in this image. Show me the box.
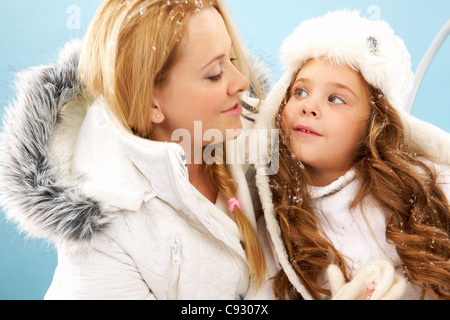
[171,239,181,265]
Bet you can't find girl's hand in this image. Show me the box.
[357,281,376,300]
[327,260,407,300]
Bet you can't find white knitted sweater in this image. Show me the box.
[310,165,450,300]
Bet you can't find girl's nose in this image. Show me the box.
[301,104,321,118]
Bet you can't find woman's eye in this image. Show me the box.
[294,89,308,98]
[208,71,224,82]
[329,96,345,104]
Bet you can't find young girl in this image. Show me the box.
[0,0,270,299]
[255,10,450,300]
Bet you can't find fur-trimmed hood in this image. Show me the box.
[0,40,110,245]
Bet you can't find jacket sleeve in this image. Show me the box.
[45,234,156,300]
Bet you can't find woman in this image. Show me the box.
[0,0,271,299]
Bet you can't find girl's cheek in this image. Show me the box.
[280,112,289,133]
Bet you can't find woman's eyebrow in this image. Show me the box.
[200,54,225,72]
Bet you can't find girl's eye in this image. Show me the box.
[294,89,308,98]
[208,71,224,82]
[329,96,345,104]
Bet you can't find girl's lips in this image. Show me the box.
[221,103,242,117]
[293,125,322,137]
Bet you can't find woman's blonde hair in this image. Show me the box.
[79,0,266,287]
[271,69,450,300]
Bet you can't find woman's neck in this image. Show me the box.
[188,163,218,204]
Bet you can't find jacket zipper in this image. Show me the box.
[168,238,181,300]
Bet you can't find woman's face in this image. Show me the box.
[282,59,371,186]
[152,8,249,150]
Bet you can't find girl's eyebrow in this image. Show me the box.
[329,82,359,99]
[294,77,359,100]
[293,78,310,86]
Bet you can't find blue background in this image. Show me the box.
[0,0,448,299]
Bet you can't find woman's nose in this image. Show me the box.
[228,65,249,96]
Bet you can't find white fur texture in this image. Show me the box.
[281,10,413,111]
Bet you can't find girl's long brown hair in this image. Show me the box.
[271,70,450,300]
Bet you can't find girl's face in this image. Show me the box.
[152,8,249,149]
[282,59,371,186]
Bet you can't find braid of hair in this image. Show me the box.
[206,161,267,288]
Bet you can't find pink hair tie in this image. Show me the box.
[227,198,240,213]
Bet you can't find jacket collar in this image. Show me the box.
[72,98,190,213]
[308,169,357,199]
[74,98,257,227]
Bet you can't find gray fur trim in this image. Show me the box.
[246,52,273,99]
[0,40,108,244]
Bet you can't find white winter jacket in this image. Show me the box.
[0,41,275,300]
[47,99,260,300]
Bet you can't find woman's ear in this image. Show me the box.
[151,99,165,124]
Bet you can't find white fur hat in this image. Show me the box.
[281,10,413,111]
[255,10,450,165]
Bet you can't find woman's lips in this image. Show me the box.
[221,103,243,117]
[293,125,322,137]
